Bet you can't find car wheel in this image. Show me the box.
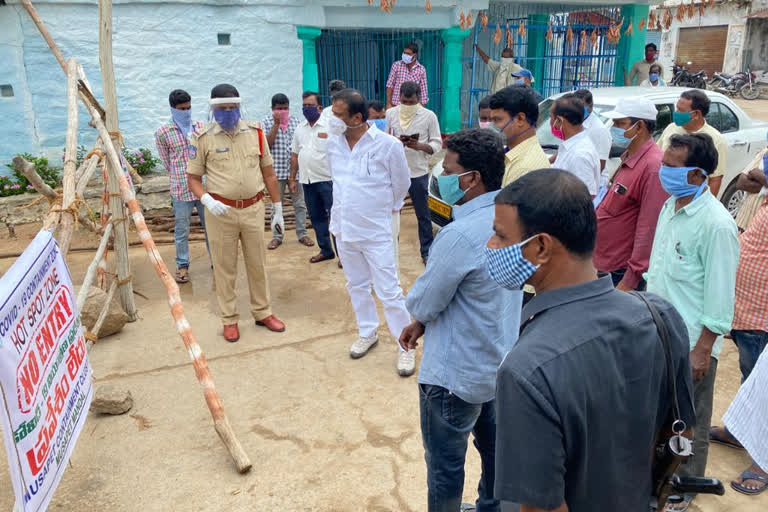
[720,180,747,219]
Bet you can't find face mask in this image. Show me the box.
[484,235,540,290]
[372,119,387,131]
[551,118,565,140]
[171,108,192,135]
[583,106,590,122]
[659,165,708,199]
[610,123,637,148]
[649,73,660,82]
[514,79,526,86]
[673,111,693,127]
[328,115,348,136]
[646,52,657,62]
[213,108,241,131]
[478,121,492,129]
[302,106,320,123]
[273,109,290,130]
[402,53,413,64]
[437,171,474,206]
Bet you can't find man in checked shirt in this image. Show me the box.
[386,42,429,110]
[155,89,208,284]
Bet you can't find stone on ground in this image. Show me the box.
[90,384,133,415]
[76,284,128,337]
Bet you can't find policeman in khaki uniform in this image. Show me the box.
[187,84,286,342]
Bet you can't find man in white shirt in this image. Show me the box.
[326,88,415,377]
[574,89,611,171]
[320,79,347,121]
[551,94,601,197]
[290,91,336,264]
[385,81,443,264]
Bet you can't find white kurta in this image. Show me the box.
[327,124,412,347]
[724,347,768,470]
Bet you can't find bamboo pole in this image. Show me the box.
[98,0,137,321]
[58,59,79,257]
[76,153,102,193]
[11,156,60,231]
[77,222,113,312]
[22,1,252,474]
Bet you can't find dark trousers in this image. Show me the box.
[731,330,768,382]
[679,357,718,495]
[419,384,499,512]
[607,268,646,291]
[410,174,434,259]
[303,181,336,258]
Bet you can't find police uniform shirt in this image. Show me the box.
[187,120,274,200]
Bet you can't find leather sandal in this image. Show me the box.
[267,238,282,250]
[309,253,335,263]
[298,236,315,247]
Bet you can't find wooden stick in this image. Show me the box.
[11,156,60,231]
[98,0,137,321]
[76,154,101,194]
[77,222,113,312]
[58,59,79,257]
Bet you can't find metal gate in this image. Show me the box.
[463,3,622,128]
[316,29,444,116]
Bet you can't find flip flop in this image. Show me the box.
[731,470,768,495]
[175,269,189,284]
[709,426,744,449]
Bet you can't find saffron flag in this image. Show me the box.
[0,231,93,511]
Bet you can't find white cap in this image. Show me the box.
[602,97,658,121]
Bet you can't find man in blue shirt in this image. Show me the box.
[400,129,522,512]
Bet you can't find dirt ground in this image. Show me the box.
[0,213,765,512]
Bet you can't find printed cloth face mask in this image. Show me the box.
[484,235,540,290]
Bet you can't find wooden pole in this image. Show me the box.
[77,222,113,312]
[58,59,79,257]
[98,0,137,321]
[11,156,60,231]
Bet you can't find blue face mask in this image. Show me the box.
[659,165,708,199]
[484,235,539,290]
[171,108,192,137]
[214,107,241,131]
[372,119,387,131]
[515,79,526,86]
[673,111,692,127]
[610,122,636,148]
[437,171,474,206]
[649,72,660,82]
[583,106,590,122]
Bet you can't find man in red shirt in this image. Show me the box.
[594,98,667,290]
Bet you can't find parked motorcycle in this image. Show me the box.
[740,69,768,100]
[708,70,750,97]
[671,62,707,89]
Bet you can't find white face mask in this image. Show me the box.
[328,116,347,136]
[402,53,414,64]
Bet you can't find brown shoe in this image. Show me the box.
[267,238,282,250]
[256,315,286,332]
[309,252,335,263]
[298,236,315,247]
[223,324,240,342]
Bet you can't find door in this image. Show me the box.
[676,26,728,78]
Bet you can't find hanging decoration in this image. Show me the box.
[686,2,695,19]
[607,17,622,45]
[493,23,502,45]
[566,23,574,44]
[638,18,646,31]
[579,29,588,53]
[480,11,489,31]
[675,5,685,22]
[466,11,473,29]
[380,0,391,13]
[698,4,706,17]
[663,9,672,29]
[545,20,554,42]
[591,27,599,49]
[708,0,715,7]
[519,21,526,38]
[625,18,634,36]
[425,0,431,13]
[459,8,466,29]
[506,21,513,48]
[649,11,657,29]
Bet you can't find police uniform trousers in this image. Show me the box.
[336,234,410,352]
[205,200,271,325]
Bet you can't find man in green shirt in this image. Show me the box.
[645,133,740,512]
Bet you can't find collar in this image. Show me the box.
[521,275,615,330]
[675,188,712,216]
[622,137,656,169]
[506,133,539,159]
[561,129,588,150]
[300,117,327,129]
[452,191,497,220]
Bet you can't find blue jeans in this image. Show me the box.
[303,181,336,258]
[272,179,307,240]
[419,384,499,512]
[410,174,434,259]
[731,330,768,382]
[172,199,209,269]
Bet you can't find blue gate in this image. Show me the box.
[316,29,444,117]
[462,2,622,128]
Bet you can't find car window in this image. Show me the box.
[706,102,739,133]
[655,104,674,139]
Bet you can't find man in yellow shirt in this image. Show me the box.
[489,86,550,187]
[657,89,727,196]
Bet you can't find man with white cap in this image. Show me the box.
[593,97,668,291]
[187,83,286,342]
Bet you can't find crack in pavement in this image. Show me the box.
[95,328,357,382]
[251,423,311,453]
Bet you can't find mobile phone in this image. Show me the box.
[409,133,420,141]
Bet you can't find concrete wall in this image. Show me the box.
[744,19,768,72]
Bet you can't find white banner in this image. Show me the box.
[0,231,93,511]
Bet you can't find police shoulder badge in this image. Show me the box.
[188,144,197,159]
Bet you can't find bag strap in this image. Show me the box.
[630,292,682,425]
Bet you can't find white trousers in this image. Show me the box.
[337,235,410,352]
[392,211,401,278]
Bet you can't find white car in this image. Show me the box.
[428,86,768,227]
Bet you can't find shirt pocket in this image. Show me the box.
[245,152,261,169]
[312,134,328,153]
[665,245,696,282]
[601,182,634,216]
